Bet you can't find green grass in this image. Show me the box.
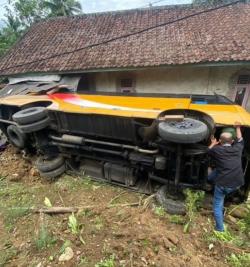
[227,253,250,267]
[154,206,166,217]
[94,216,104,230]
[77,256,89,266]
[95,255,115,267]
[204,226,244,247]
[0,245,17,266]
[55,175,84,191]
[213,229,235,242]
[203,205,250,248]
[2,206,31,231]
[183,189,205,233]
[54,174,101,192]
[169,215,185,225]
[80,208,94,217]
[237,207,250,234]
[0,177,32,231]
[141,239,150,248]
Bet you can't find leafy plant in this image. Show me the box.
[44,197,52,207]
[183,189,205,233]
[154,206,165,217]
[227,253,250,267]
[68,213,79,234]
[204,225,244,247]
[34,224,56,250]
[213,229,235,242]
[95,254,115,267]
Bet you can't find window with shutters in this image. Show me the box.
[117,77,136,93]
[237,75,250,85]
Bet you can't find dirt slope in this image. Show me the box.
[0,146,245,267]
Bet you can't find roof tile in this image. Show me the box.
[0,2,249,76]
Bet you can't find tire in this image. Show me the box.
[12,107,48,125]
[39,164,66,181]
[158,118,208,144]
[19,117,50,133]
[0,129,7,146]
[156,185,186,215]
[36,155,65,173]
[7,125,27,149]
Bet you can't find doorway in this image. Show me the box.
[77,74,96,92]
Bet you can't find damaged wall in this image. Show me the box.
[0,75,81,97]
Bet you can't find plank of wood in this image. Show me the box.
[33,207,79,214]
[32,202,141,214]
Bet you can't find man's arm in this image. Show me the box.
[208,136,219,149]
[235,121,243,141]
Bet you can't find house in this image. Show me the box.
[0,2,250,109]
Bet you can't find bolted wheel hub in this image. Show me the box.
[158,117,208,144]
[170,120,193,129]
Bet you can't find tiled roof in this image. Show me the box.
[0,2,249,76]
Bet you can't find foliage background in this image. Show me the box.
[0,0,82,57]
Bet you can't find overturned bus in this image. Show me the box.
[0,92,250,206]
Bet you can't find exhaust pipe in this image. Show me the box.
[50,134,158,154]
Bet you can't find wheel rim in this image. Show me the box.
[169,120,193,129]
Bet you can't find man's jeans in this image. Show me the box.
[213,185,236,231]
[208,169,217,183]
[208,170,237,231]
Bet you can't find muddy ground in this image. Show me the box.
[0,146,249,267]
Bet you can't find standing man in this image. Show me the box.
[208,123,244,232]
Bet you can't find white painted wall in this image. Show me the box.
[93,65,248,99]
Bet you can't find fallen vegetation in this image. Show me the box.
[0,146,249,266]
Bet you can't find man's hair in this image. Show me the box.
[220,132,233,144]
